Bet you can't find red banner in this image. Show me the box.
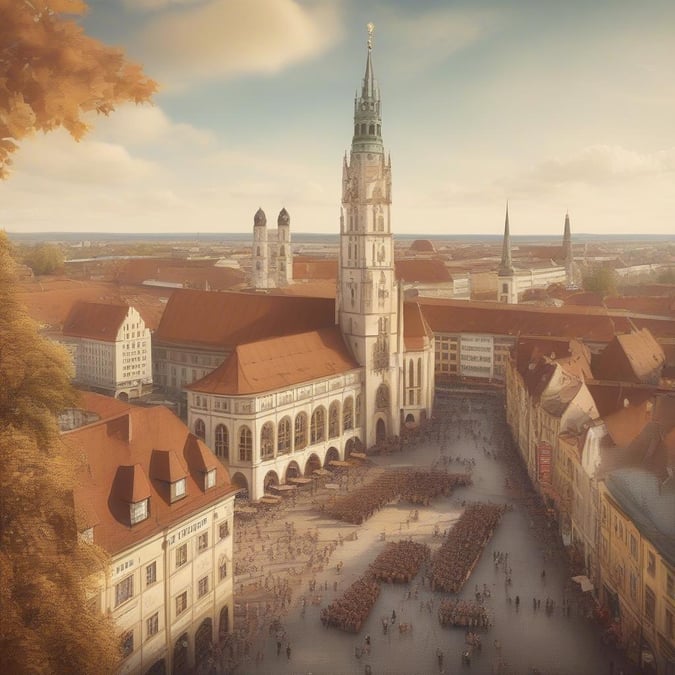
[537,442,552,485]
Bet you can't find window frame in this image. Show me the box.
[175,543,188,569]
[114,575,134,608]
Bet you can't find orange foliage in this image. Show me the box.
[0,0,157,178]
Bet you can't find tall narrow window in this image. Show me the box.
[310,407,326,444]
[343,397,354,430]
[260,422,274,460]
[328,402,340,439]
[215,424,229,460]
[194,418,206,440]
[238,427,252,462]
[355,394,362,428]
[278,417,291,454]
[294,413,307,450]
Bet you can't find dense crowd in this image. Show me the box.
[438,599,490,628]
[369,541,431,584]
[428,502,506,593]
[322,469,472,524]
[320,575,380,633]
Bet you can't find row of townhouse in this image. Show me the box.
[505,330,674,674]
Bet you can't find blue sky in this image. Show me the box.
[3,0,675,236]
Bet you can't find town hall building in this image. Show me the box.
[165,29,435,499]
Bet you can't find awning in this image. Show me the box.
[288,477,312,485]
[328,460,351,467]
[572,575,594,593]
[270,484,297,492]
[259,495,282,504]
[313,468,331,476]
[325,483,340,490]
[349,452,367,460]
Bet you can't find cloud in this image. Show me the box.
[380,5,504,74]
[505,145,675,197]
[134,0,343,87]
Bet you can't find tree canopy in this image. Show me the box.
[0,233,120,673]
[582,266,618,296]
[0,0,157,178]
[20,243,65,275]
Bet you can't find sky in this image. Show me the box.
[3,0,675,236]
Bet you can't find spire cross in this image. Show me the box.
[367,22,374,50]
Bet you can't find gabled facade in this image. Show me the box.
[62,301,152,399]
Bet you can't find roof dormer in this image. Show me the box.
[150,449,188,504]
[113,464,152,526]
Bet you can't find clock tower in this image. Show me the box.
[338,24,400,447]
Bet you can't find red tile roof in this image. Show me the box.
[418,298,628,342]
[403,301,432,351]
[154,289,336,349]
[395,259,452,283]
[65,405,235,555]
[408,239,437,253]
[186,327,359,396]
[293,258,338,280]
[593,329,665,385]
[62,301,129,341]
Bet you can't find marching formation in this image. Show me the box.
[320,575,380,633]
[370,541,431,584]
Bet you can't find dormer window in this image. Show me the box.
[171,478,186,503]
[204,469,216,490]
[130,498,149,525]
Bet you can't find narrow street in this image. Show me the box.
[223,391,635,675]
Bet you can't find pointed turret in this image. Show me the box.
[254,207,266,228]
[499,203,514,276]
[351,23,382,153]
[277,207,290,228]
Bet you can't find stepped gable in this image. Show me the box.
[64,404,234,555]
[186,327,359,396]
[154,289,335,349]
[63,300,129,341]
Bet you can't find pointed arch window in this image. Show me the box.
[278,417,291,454]
[310,407,326,444]
[368,123,375,135]
[238,426,252,462]
[215,424,229,460]
[194,418,206,440]
[260,422,274,460]
[343,397,354,431]
[294,413,307,450]
[328,402,340,439]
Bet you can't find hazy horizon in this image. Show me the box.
[2,1,675,236]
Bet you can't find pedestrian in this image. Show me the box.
[286,644,291,660]
[515,595,520,609]
[277,640,282,656]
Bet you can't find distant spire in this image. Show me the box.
[363,22,375,99]
[499,202,514,276]
[563,211,572,259]
[351,23,382,151]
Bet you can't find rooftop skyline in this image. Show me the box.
[2,0,675,236]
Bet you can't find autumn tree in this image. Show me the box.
[582,266,618,296]
[0,0,157,178]
[1,2,156,671]
[20,243,65,275]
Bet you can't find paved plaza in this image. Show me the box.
[221,391,635,675]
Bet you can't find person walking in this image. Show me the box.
[286,644,291,661]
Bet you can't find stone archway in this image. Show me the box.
[117,391,129,402]
[345,438,356,458]
[172,633,189,675]
[144,660,166,675]
[405,413,415,424]
[263,470,279,492]
[376,418,386,443]
[325,447,340,465]
[194,619,212,668]
[285,461,301,482]
[304,453,321,476]
[219,605,229,639]
[231,473,249,497]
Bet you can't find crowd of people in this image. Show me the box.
[438,598,490,628]
[320,575,381,633]
[322,469,472,524]
[369,541,431,584]
[428,502,506,593]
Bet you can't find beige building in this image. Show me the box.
[62,301,152,399]
[63,394,237,675]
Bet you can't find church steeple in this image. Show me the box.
[562,211,572,266]
[352,22,382,153]
[499,202,514,276]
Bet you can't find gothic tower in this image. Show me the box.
[251,207,268,289]
[276,207,293,287]
[338,25,399,447]
[562,211,574,287]
[498,203,517,304]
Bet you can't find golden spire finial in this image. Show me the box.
[367,22,375,50]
